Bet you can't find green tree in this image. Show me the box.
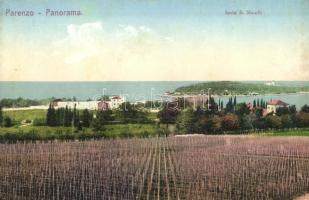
[55,108,65,126]
[207,97,218,111]
[91,111,107,131]
[276,107,290,116]
[0,106,3,126]
[116,103,148,123]
[253,99,256,108]
[295,112,309,127]
[211,115,222,133]
[265,115,282,129]
[301,104,309,113]
[253,117,266,130]
[226,97,234,113]
[46,104,56,126]
[81,109,91,127]
[158,107,179,128]
[221,114,240,131]
[63,106,72,127]
[73,104,80,127]
[281,114,293,129]
[254,108,263,118]
[4,116,13,127]
[240,115,254,130]
[198,115,222,134]
[176,108,196,134]
[233,96,237,108]
[260,99,264,108]
[289,105,297,114]
[235,103,250,116]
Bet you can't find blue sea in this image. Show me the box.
[0,81,308,109]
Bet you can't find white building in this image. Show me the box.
[109,96,125,109]
[266,99,289,114]
[51,95,125,110]
[53,101,100,110]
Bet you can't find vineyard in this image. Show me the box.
[1,136,309,199]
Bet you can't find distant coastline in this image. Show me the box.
[173,81,309,96]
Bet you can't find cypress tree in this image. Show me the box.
[253,99,256,108]
[64,105,70,127]
[226,98,234,113]
[55,108,65,126]
[73,104,78,127]
[51,106,56,126]
[81,109,91,128]
[46,104,52,126]
[220,101,224,111]
[46,104,56,126]
[233,96,237,107]
[257,98,260,107]
[0,105,3,126]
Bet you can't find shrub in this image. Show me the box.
[23,130,40,141]
[280,115,293,129]
[265,115,282,129]
[221,114,240,131]
[301,104,309,113]
[119,131,133,138]
[295,112,309,128]
[77,132,93,141]
[33,118,46,126]
[3,132,19,143]
[4,117,13,127]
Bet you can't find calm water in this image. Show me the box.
[0,81,308,109]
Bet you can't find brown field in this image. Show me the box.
[0,136,309,199]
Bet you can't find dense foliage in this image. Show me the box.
[0,106,3,126]
[0,97,48,108]
[174,99,309,134]
[175,81,309,95]
[1,98,309,141]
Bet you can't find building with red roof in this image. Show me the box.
[267,100,289,114]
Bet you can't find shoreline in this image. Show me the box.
[166,91,309,98]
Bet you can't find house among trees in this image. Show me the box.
[51,96,125,110]
[267,100,289,114]
[110,96,124,109]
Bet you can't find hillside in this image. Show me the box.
[174,81,309,95]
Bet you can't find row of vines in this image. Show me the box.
[0,136,309,199]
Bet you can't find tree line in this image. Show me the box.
[45,103,150,131]
[158,97,309,134]
[0,106,13,127]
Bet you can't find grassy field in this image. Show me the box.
[3,109,158,124]
[3,109,46,123]
[0,123,164,142]
[257,129,309,136]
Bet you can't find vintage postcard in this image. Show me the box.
[1,0,309,199]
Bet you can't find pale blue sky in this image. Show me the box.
[1,0,309,81]
[2,0,308,41]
